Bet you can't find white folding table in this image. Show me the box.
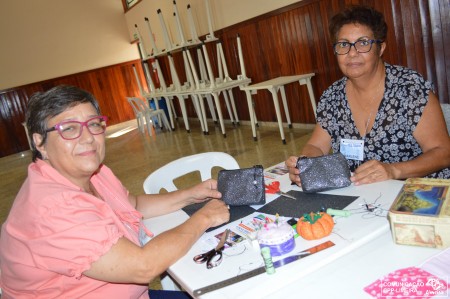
[240,74,316,143]
[143,169,443,298]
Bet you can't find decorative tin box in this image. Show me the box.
[388,178,450,249]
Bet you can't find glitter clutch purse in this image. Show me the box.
[217,165,266,206]
[296,153,351,193]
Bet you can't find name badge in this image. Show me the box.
[138,219,154,247]
[340,139,364,161]
[139,225,152,246]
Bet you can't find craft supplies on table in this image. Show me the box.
[388,178,450,249]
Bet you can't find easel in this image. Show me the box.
[134,0,251,137]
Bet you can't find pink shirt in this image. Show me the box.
[0,160,149,299]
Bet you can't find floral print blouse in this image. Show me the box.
[317,63,449,179]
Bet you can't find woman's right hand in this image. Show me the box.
[196,199,230,228]
[285,156,301,186]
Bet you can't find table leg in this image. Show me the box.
[151,97,163,129]
[205,94,218,124]
[228,89,240,126]
[270,87,286,144]
[164,97,176,130]
[222,91,235,125]
[279,85,292,128]
[244,90,257,141]
[190,94,206,133]
[212,92,227,137]
[198,94,209,135]
[175,94,190,133]
[305,78,317,117]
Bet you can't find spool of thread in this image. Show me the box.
[260,247,275,274]
[326,208,351,217]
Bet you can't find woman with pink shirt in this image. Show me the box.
[0,85,229,298]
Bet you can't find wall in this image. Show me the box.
[0,0,139,90]
[1,0,449,158]
[123,0,301,56]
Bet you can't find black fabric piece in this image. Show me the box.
[257,190,358,218]
[182,191,358,230]
[182,201,256,232]
[148,290,192,299]
[297,153,352,193]
[218,165,266,206]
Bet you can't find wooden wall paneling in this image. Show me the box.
[2,0,449,157]
[430,0,450,103]
[238,24,269,121]
[302,3,330,122]
[439,0,450,103]
[220,24,265,122]
[0,60,146,158]
[403,1,421,71]
[250,18,283,122]
[318,0,343,82]
[120,63,142,117]
[288,8,315,123]
[417,0,436,86]
[0,90,28,156]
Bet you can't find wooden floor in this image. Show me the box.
[0,117,313,290]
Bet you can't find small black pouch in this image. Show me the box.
[217,165,266,206]
[296,153,351,193]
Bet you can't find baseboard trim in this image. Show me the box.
[189,118,315,130]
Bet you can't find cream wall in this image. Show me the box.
[124,0,300,56]
[0,0,139,90]
[0,0,301,90]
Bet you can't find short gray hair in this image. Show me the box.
[26,85,101,162]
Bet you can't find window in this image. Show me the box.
[122,0,142,12]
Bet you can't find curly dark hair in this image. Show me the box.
[26,85,101,162]
[329,5,388,43]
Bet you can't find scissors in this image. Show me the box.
[265,181,296,199]
[193,229,230,269]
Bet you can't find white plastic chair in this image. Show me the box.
[142,152,239,290]
[144,152,239,193]
[126,97,171,136]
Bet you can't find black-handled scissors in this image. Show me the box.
[193,229,230,269]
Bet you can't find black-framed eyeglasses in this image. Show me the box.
[45,116,108,140]
[333,39,383,55]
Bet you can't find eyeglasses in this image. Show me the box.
[45,116,108,140]
[333,39,382,55]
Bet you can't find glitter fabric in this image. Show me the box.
[297,153,351,193]
[218,165,266,206]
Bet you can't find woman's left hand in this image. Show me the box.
[351,160,396,186]
[186,179,222,204]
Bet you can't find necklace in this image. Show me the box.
[348,75,385,139]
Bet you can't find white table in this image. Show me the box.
[239,74,317,143]
[270,232,441,299]
[144,173,442,298]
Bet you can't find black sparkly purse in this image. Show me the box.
[217,165,266,206]
[296,153,352,193]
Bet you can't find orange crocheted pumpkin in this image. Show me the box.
[296,212,334,240]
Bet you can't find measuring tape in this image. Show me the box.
[193,240,335,296]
